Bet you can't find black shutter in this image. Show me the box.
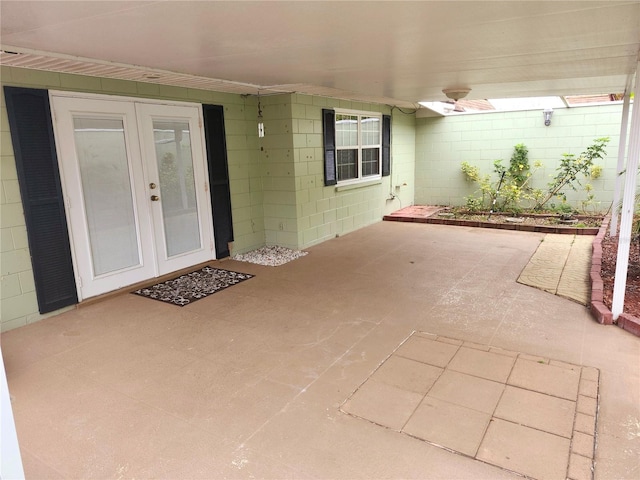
[322,108,337,186]
[382,114,391,177]
[4,87,78,313]
[202,104,234,258]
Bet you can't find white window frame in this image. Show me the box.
[335,109,383,186]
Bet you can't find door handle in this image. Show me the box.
[150,195,160,201]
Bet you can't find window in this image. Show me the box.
[335,112,381,182]
[323,109,390,186]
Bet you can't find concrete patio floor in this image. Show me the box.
[2,221,639,479]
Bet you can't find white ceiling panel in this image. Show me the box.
[1,1,639,107]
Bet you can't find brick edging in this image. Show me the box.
[589,215,640,336]
[382,215,600,235]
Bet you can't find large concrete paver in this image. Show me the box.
[342,331,600,480]
[477,418,571,480]
[518,233,593,304]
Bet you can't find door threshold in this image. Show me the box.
[75,259,228,309]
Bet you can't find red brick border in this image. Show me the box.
[382,214,600,235]
[588,215,640,336]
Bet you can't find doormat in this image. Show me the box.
[132,266,254,306]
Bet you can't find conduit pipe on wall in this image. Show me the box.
[612,61,640,320]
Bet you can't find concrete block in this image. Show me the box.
[1,228,13,252]
[309,213,324,228]
[1,291,38,321]
[1,132,14,157]
[316,198,330,213]
[1,248,31,275]
[10,227,27,249]
[2,179,21,203]
[186,88,214,103]
[302,227,318,246]
[293,133,308,149]
[1,315,27,332]
[136,82,161,97]
[9,68,61,87]
[304,106,322,120]
[157,84,190,100]
[298,119,314,134]
[0,273,21,298]
[100,78,137,94]
[323,209,337,224]
[59,73,102,91]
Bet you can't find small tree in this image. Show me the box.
[461,143,539,213]
[533,137,609,211]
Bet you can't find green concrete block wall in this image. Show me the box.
[0,68,417,331]
[257,95,298,249]
[289,94,415,249]
[0,66,264,331]
[415,105,622,211]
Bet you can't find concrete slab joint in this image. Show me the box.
[341,332,600,480]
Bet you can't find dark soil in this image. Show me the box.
[601,235,640,318]
[445,210,603,228]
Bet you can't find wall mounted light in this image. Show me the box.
[543,108,553,126]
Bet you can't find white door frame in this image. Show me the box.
[136,102,215,275]
[50,91,216,301]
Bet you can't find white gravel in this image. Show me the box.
[232,245,308,266]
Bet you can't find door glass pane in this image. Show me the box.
[153,120,201,257]
[74,117,140,276]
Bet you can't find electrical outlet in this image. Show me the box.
[279,222,284,230]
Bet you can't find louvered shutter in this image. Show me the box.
[382,114,391,177]
[202,104,234,258]
[322,108,337,186]
[4,87,78,313]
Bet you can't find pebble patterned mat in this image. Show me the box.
[233,245,308,266]
[132,266,254,306]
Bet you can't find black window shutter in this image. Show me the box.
[382,114,391,177]
[202,104,234,258]
[4,86,78,313]
[322,108,337,186]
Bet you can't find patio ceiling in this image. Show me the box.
[1,1,639,108]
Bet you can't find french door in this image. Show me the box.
[51,94,215,300]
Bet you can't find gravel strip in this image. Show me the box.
[233,245,308,266]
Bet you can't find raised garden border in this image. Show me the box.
[383,212,600,235]
[590,216,640,337]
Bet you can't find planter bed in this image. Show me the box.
[383,209,602,235]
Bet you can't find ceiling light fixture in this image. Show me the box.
[442,88,471,101]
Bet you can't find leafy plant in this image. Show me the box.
[509,143,530,186]
[553,201,575,219]
[461,161,494,208]
[461,144,540,214]
[464,196,484,213]
[533,137,609,211]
